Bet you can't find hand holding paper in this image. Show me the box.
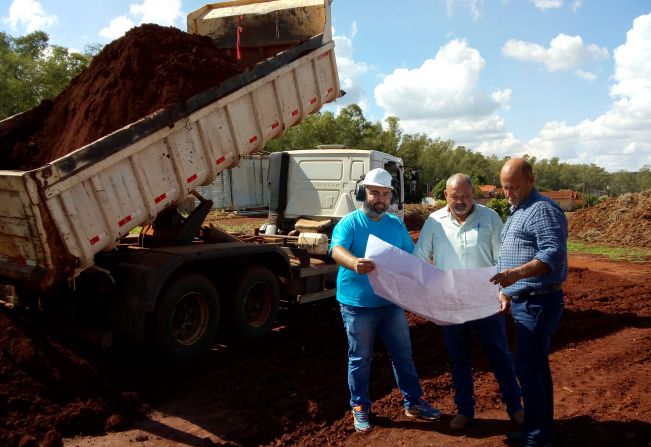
[364,234,500,325]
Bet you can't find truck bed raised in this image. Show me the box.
[0,34,340,289]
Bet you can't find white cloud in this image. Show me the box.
[571,0,583,13]
[350,21,358,39]
[99,16,135,40]
[99,0,182,40]
[502,33,608,72]
[129,0,182,26]
[531,0,563,11]
[3,0,57,32]
[374,39,516,150]
[574,69,596,81]
[520,13,651,171]
[330,25,372,115]
[446,0,484,20]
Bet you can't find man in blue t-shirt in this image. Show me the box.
[330,168,441,434]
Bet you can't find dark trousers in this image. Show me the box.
[511,290,564,446]
[442,313,522,418]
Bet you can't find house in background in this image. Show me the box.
[476,184,501,205]
[540,190,583,211]
[479,184,498,198]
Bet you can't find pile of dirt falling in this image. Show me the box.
[0,23,248,171]
[568,189,651,248]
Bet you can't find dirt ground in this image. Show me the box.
[1,212,650,447]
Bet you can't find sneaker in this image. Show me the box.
[404,399,442,420]
[351,405,372,433]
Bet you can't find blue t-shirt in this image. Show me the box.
[330,209,414,307]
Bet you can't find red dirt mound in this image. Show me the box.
[568,189,651,248]
[0,24,247,171]
[403,204,442,232]
[1,222,650,447]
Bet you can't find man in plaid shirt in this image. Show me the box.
[490,158,567,447]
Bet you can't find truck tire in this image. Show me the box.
[152,273,220,358]
[228,266,280,340]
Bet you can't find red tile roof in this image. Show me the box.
[540,190,579,199]
[479,185,497,193]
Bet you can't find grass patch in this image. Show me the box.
[567,239,651,263]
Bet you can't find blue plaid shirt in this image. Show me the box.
[498,189,568,297]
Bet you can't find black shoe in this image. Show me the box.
[506,431,526,442]
[506,432,552,447]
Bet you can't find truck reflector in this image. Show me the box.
[118,215,132,227]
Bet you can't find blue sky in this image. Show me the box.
[2,0,651,172]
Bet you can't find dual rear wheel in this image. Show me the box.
[152,266,279,358]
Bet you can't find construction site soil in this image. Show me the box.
[1,215,649,446]
[3,12,649,446]
[568,189,651,248]
[0,24,247,171]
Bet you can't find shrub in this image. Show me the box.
[486,198,510,221]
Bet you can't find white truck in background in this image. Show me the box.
[0,1,406,358]
[264,146,405,235]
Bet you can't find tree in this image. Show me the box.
[636,165,651,191]
[0,31,99,119]
[486,198,510,221]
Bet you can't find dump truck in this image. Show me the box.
[0,0,405,358]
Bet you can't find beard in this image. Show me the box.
[453,203,468,214]
[363,200,387,218]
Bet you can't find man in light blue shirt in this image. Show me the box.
[413,173,523,431]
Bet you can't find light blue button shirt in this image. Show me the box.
[413,203,503,271]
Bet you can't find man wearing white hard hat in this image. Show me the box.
[330,168,441,434]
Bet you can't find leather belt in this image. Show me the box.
[516,284,562,298]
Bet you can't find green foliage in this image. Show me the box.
[4,30,648,203]
[430,178,447,200]
[264,103,651,202]
[567,239,651,263]
[486,198,510,221]
[0,31,99,119]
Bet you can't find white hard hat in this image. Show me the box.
[362,168,393,190]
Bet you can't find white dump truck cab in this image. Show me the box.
[265,145,405,234]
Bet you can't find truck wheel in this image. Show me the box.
[152,273,220,358]
[228,266,279,340]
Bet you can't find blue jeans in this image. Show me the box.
[511,291,564,447]
[443,313,522,418]
[339,303,423,411]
